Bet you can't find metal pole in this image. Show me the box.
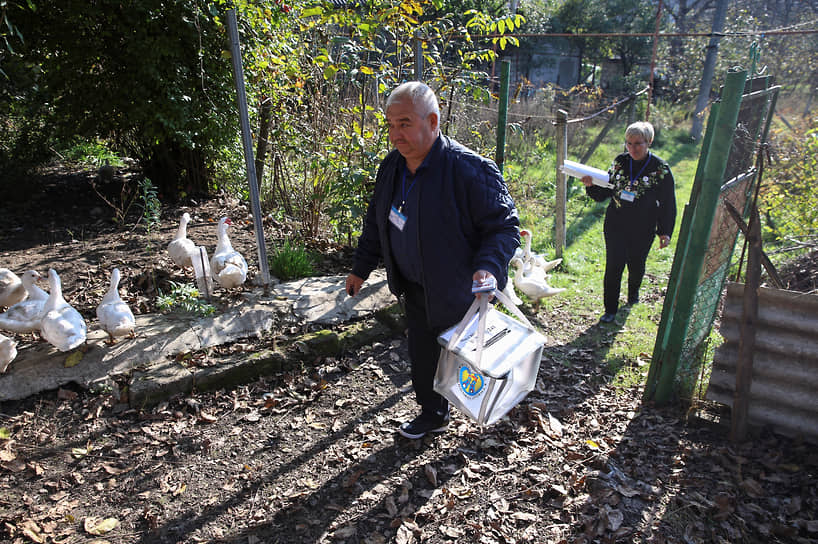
[690,0,728,140]
[644,98,720,401]
[414,30,423,81]
[554,109,567,257]
[646,0,663,121]
[227,9,271,288]
[495,60,510,174]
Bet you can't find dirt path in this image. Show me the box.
[0,166,817,543]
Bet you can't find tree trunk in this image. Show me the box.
[255,97,273,194]
[690,0,728,141]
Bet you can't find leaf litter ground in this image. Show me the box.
[1,165,817,543]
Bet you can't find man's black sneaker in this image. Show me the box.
[398,412,450,439]
[599,312,616,323]
[626,296,639,305]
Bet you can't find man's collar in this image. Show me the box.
[406,135,442,175]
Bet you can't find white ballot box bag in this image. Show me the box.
[434,289,546,426]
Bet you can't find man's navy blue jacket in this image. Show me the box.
[352,135,520,330]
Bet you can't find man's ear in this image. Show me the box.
[428,112,439,132]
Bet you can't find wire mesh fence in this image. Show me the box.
[660,76,781,402]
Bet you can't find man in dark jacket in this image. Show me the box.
[345,81,519,439]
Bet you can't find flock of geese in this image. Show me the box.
[0,214,248,373]
[0,218,561,373]
[505,229,566,310]
[169,213,249,289]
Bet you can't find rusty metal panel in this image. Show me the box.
[708,282,818,439]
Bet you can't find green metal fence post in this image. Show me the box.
[651,68,748,403]
[643,100,721,401]
[496,60,510,174]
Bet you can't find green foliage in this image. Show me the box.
[268,239,315,281]
[224,0,523,242]
[760,119,818,248]
[156,282,216,317]
[59,140,122,168]
[0,120,48,181]
[139,178,161,233]
[2,0,239,197]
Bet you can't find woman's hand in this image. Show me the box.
[581,175,593,187]
[658,235,671,249]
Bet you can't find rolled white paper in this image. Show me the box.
[561,159,613,189]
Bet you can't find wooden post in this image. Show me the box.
[414,30,423,81]
[495,60,510,174]
[731,205,762,442]
[554,109,568,257]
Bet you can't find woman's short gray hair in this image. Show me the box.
[625,121,654,144]
[386,81,440,120]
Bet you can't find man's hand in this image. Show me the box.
[472,269,496,300]
[658,235,671,249]
[345,273,364,296]
[581,175,593,187]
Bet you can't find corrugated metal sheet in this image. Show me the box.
[708,282,818,440]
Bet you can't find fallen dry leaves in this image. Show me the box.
[0,327,816,543]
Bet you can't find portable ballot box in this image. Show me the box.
[434,302,545,426]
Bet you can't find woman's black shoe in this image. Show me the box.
[599,313,616,323]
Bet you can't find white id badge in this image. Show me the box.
[389,205,407,231]
[620,190,635,202]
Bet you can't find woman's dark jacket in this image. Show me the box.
[352,135,520,330]
[586,151,676,240]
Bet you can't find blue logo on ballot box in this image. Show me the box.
[459,366,485,397]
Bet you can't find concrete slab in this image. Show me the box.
[0,270,394,403]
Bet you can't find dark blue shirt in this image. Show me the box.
[389,142,438,284]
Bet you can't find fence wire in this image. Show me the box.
[675,85,779,399]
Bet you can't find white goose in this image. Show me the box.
[40,269,87,352]
[96,268,136,343]
[501,275,523,306]
[520,229,562,273]
[0,268,26,309]
[0,270,49,334]
[168,212,197,268]
[511,257,566,310]
[210,217,248,289]
[0,332,16,373]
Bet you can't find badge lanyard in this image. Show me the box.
[628,152,652,189]
[389,166,416,232]
[399,167,418,214]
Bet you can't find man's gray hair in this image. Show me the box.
[386,81,440,120]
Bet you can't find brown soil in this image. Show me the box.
[0,165,817,543]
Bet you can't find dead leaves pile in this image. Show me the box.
[1,339,817,543]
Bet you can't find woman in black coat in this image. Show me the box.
[582,121,676,323]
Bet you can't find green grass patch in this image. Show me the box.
[269,239,315,281]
